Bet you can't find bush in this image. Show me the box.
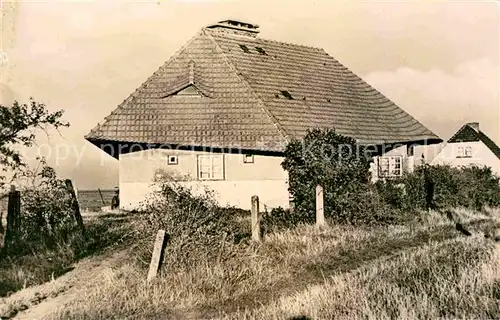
[282,129,387,225]
[135,178,249,269]
[19,169,78,249]
[261,207,314,232]
[1,160,81,256]
[376,164,500,212]
[457,165,500,210]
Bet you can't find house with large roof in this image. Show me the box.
[85,19,441,210]
[431,122,500,175]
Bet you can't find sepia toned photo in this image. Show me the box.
[0,1,499,319]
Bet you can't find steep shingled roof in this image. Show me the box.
[85,20,441,156]
[448,123,500,160]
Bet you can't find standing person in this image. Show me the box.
[111,187,119,210]
[421,155,434,211]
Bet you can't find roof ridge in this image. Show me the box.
[204,27,323,51]
[203,29,291,144]
[85,31,204,139]
[257,37,324,51]
[160,61,210,98]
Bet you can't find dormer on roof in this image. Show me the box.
[205,19,260,38]
[160,60,210,98]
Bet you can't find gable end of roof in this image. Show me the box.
[447,123,500,160]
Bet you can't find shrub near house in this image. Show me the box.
[275,129,391,226]
[376,164,500,212]
[263,129,500,229]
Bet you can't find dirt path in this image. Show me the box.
[2,217,496,319]
[0,249,128,320]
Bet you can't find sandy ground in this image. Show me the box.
[0,209,130,320]
[0,249,128,320]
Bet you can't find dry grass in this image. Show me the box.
[232,237,500,320]
[0,214,134,298]
[47,209,500,320]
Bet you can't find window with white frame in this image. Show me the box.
[197,154,224,180]
[457,146,472,158]
[378,156,403,178]
[243,154,254,163]
[167,155,178,165]
[465,146,472,157]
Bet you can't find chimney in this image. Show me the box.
[205,19,260,38]
[467,122,479,132]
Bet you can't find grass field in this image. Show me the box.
[35,209,499,319]
[77,189,116,211]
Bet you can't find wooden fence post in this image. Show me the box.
[251,195,261,242]
[147,229,167,283]
[4,185,21,250]
[316,185,325,228]
[97,188,106,205]
[64,179,85,234]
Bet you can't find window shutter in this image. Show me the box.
[212,154,224,179]
[198,155,211,179]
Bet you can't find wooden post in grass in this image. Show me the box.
[316,185,325,228]
[64,179,85,235]
[251,195,261,242]
[4,185,21,250]
[97,188,106,205]
[147,229,167,283]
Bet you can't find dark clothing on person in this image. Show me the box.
[423,166,434,211]
[111,193,119,209]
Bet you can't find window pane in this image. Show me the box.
[394,157,401,175]
[211,155,223,179]
[200,172,211,179]
[198,155,211,179]
[465,147,472,156]
[379,157,390,176]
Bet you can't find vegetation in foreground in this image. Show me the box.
[0,160,134,298]
[49,210,499,320]
[0,215,134,298]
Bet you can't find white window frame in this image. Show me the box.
[457,146,472,158]
[378,156,403,178]
[465,146,472,157]
[167,155,178,165]
[243,154,254,163]
[197,154,224,180]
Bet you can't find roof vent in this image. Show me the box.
[239,44,251,53]
[280,90,294,100]
[205,19,260,38]
[255,47,267,55]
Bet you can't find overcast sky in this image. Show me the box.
[0,0,498,189]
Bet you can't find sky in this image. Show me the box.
[0,0,498,189]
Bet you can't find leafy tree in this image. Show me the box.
[0,98,69,187]
[282,129,373,224]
